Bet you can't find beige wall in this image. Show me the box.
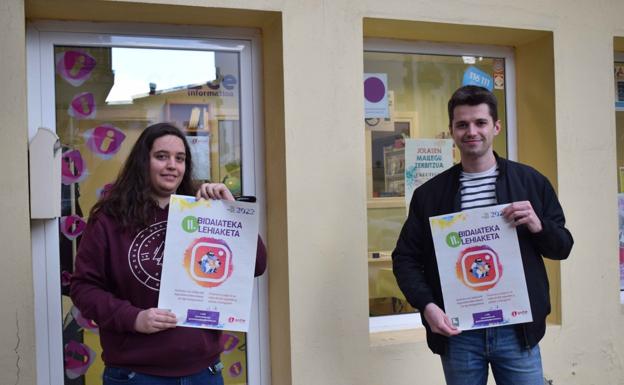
[3,0,624,384]
[0,1,36,385]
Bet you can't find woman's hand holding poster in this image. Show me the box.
[429,204,532,330]
[158,195,259,332]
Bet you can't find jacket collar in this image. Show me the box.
[451,151,510,209]
[494,151,508,178]
[452,151,506,179]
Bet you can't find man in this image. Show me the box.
[392,85,573,385]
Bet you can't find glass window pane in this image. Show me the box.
[54,45,247,384]
[365,50,510,318]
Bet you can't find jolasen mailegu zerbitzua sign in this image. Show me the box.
[158,195,259,332]
[429,204,532,330]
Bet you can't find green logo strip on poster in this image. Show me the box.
[182,216,199,233]
[446,232,461,248]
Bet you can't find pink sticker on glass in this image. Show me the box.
[61,149,87,185]
[84,124,126,159]
[220,333,240,353]
[68,92,96,119]
[55,50,96,87]
[61,271,72,287]
[96,183,114,199]
[71,306,99,334]
[229,362,243,378]
[64,340,96,379]
[60,215,87,240]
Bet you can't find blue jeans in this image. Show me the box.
[103,366,224,385]
[440,325,543,385]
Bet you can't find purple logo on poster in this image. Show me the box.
[84,124,126,159]
[229,362,243,378]
[55,50,96,87]
[186,309,219,327]
[472,309,504,327]
[60,215,87,240]
[61,149,87,185]
[64,340,96,379]
[221,333,240,353]
[68,92,96,119]
[364,76,386,103]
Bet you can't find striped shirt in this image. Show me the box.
[460,165,499,210]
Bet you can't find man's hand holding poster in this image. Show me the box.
[158,195,259,332]
[429,204,532,330]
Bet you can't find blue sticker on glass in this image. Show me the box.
[462,66,494,91]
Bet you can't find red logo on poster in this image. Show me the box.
[183,237,233,288]
[455,245,503,291]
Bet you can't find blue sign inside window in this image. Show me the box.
[462,66,494,91]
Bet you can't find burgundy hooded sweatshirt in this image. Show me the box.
[70,205,267,376]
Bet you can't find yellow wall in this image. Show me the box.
[2,0,623,384]
[515,33,562,324]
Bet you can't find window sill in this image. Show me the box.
[369,326,427,347]
[369,313,422,332]
[370,321,565,348]
[367,198,404,209]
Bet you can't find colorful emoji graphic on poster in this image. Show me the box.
[455,245,503,291]
[55,50,97,87]
[183,236,234,288]
[84,124,126,159]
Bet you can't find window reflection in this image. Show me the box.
[365,50,509,318]
[55,45,247,384]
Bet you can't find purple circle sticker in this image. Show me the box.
[364,76,386,103]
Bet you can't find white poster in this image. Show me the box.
[364,73,389,118]
[186,135,211,180]
[429,204,532,330]
[158,195,259,332]
[405,139,453,209]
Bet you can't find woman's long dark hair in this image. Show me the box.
[90,123,196,229]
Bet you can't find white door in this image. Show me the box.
[27,21,269,385]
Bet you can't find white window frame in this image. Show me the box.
[27,21,268,385]
[613,52,624,303]
[364,38,517,333]
[615,52,624,112]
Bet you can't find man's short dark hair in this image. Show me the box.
[447,85,498,127]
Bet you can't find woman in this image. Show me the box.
[70,123,266,384]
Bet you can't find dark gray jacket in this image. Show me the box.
[392,154,573,354]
